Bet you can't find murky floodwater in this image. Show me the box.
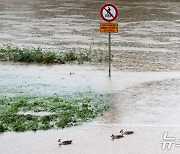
[1,62,180,154]
[0,0,180,153]
[0,0,180,71]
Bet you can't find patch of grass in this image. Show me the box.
[0,43,109,64]
[0,44,64,64]
[0,93,109,132]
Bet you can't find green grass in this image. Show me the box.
[0,43,109,64]
[0,93,109,132]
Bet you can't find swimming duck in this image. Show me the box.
[120,130,134,135]
[58,139,72,145]
[111,134,124,139]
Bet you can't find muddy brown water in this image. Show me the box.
[0,0,180,53]
[0,0,180,153]
[1,62,180,154]
[0,0,180,71]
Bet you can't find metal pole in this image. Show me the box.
[108,32,111,77]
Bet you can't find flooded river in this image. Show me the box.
[1,62,180,154]
[0,0,180,153]
[0,0,180,71]
[0,0,180,53]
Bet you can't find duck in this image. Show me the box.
[111,134,124,139]
[58,139,72,145]
[120,130,134,135]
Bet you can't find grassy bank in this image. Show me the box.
[0,93,109,132]
[0,44,109,64]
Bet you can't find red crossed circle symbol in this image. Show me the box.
[100,4,118,22]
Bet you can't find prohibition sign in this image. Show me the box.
[100,4,118,22]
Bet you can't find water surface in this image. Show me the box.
[0,0,180,153]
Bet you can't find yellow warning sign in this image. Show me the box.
[100,23,118,33]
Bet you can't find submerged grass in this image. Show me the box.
[0,43,109,64]
[0,93,109,132]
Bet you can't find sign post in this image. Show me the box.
[100,3,118,77]
[108,32,111,77]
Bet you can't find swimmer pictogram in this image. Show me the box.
[100,4,118,22]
